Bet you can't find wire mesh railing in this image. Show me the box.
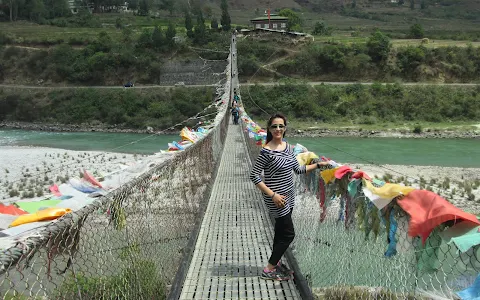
[0,56,232,300]
[240,110,479,300]
[292,173,480,299]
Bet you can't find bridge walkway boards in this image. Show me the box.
[179,121,300,299]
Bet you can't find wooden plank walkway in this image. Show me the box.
[179,121,300,299]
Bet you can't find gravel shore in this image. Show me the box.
[1,146,478,214]
[0,146,139,202]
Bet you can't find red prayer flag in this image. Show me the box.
[0,203,27,216]
[397,190,480,244]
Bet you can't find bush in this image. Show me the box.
[360,116,377,125]
[0,32,12,46]
[312,21,333,36]
[467,193,475,201]
[410,24,425,39]
[321,286,410,300]
[413,125,423,134]
[115,17,124,29]
[56,259,166,299]
[8,189,19,197]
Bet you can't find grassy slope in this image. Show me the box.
[221,0,480,30]
[0,15,187,45]
[3,0,479,45]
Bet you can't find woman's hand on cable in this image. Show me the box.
[317,161,329,168]
[272,193,286,208]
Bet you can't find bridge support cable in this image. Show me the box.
[178,119,301,299]
[176,35,302,300]
[0,43,232,300]
[237,34,480,299]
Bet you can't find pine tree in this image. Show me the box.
[166,22,176,47]
[139,0,149,16]
[420,0,427,9]
[211,18,218,29]
[220,0,231,31]
[151,25,165,51]
[194,11,207,45]
[184,10,194,38]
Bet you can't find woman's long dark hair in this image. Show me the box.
[266,113,287,144]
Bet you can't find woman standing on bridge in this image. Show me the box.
[250,113,328,281]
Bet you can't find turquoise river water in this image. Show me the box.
[0,129,479,167]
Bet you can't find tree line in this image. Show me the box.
[0,0,232,25]
[0,86,216,129]
[244,81,480,124]
[2,0,71,22]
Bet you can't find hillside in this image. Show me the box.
[224,0,480,13]
[199,0,480,31]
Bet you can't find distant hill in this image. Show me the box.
[188,0,480,31]
[200,0,479,18]
[226,0,480,12]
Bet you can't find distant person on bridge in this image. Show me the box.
[231,103,240,125]
[233,91,240,104]
[250,113,329,281]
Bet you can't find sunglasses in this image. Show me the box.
[270,124,285,129]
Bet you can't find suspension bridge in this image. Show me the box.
[0,35,479,300]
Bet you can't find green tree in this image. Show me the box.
[138,0,149,16]
[136,29,153,49]
[202,5,213,19]
[93,31,113,53]
[151,25,165,50]
[25,0,46,22]
[194,11,207,45]
[7,0,25,21]
[410,23,424,38]
[115,17,124,29]
[410,0,415,9]
[366,30,391,63]
[122,26,134,44]
[11,0,70,21]
[279,8,303,31]
[190,0,202,16]
[185,10,194,38]
[312,21,331,36]
[420,0,426,9]
[220,0,231,31]
[160,0,174,15]
[128,0,138,10]
[166,22,176,47]
[211,18,218,29]
[51,0,71,18]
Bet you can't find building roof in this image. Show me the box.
[250,16,288,21]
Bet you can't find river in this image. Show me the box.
[1,129,479,167]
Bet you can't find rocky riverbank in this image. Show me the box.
[0,121,178,135]
[289,127,480,139]
[2,121,480,139]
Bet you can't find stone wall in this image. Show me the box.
[159,59,228,86]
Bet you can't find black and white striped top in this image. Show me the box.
[250,143,306,218]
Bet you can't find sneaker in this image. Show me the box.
[276,262,294,275]
[260,268,291,281]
